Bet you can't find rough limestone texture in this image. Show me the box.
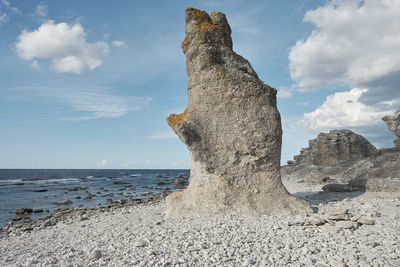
[166,8,311,217]
[382,110,400,148]
[293,130,377,166]
[282,127,400,191]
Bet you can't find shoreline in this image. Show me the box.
[1,179,399,266]
[0,191,171,234]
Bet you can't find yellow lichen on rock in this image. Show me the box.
[189,8,209,22]
[182,36,190,53]
[195,22,219,33]
[185,58,191,74]
[167,108,188,130]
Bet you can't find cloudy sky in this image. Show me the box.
[1,0,399,168]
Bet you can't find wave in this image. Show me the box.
[127,174,142,177]
[0,178,79,185]
[0,179,23,185]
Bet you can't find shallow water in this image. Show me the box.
[0,169,189,226]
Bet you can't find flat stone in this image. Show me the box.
[328,208,348,216]
[335,221,358,230]
[90,250,102,260]
[357,217,375,225]
[327,214,349,221]
[16,208,33,214]
[133,241,146,247]
[306,217,326,226]
[320,225,339,235]
[288,219,305,226]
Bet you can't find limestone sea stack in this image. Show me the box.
[166,8,311,217]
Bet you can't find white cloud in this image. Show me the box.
[62,89,151,119]
[148,131,177,139]
[1,0,20,17]
[112,40,127,47]
[289,0,400,89]
[289,0,400,150]
[96,159,113,168]
[15,21,109,74]
[297,102,309,106]
[34,2,48,19]
[31,60,40,70]
[13,86,151,120]
[298,88,396,131]
[0,12,7,24]
[277,87,293,99]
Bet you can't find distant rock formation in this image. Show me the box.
[166,8,311,217]
[293,130,377,166]
[382,110,400,148]
[282,127,400,192]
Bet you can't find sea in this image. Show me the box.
[0,169,190,227]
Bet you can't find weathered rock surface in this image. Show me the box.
[382,109,400,147]
[282,127,400,191]
[166,8,311,217]
[293,130,377,166]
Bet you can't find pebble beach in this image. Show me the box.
[1,178,399,266]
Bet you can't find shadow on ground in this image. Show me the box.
[293,179,368,205]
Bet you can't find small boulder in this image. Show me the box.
[133,241,146,247]
[357,217,375,225]
[335,221,358,230]
[16,208,33,214]
[90,250,102,260]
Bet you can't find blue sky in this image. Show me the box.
[1,0,399,169]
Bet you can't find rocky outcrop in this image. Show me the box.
[382,110,400,148]
[293,130,377,166]
[165,8,311,217]
[282,128,400,191]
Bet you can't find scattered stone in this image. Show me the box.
[50,200,73,205]
[328,208,348,216]
[133,241,146,247]
[288,219,305,226]
[16,208,33,215]
[327,214,349,220]
[305,217,326,226]
[114,181,130,185]
[335,221,358,230]
[67,187,80,191]
[21,226,33,232]
[320,225,339,235]
[33,209,43,213]
[90,250,102,260]
[371,211,381,217]
[365,241,380,248]
[357,217,375,225]
[33,189,48,192]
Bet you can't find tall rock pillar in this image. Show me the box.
[166,8,311,217]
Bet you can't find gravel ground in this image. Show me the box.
[1,180,399,266]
